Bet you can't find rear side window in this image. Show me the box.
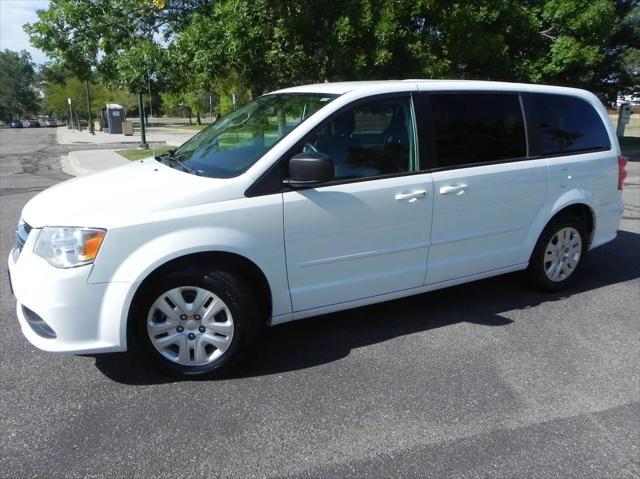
[532,93,610,155]
[430,93,526,168]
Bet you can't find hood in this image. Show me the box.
[22,159,243,228]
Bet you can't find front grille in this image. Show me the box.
[13,220,32,261]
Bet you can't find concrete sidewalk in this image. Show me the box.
[62,149,130,176]
[59,124,197,176]
[62,147,179,176]
[57,126,195,147]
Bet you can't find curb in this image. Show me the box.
[63,150,130,177]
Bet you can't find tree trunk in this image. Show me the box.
[251,82,263,100]
[196,113,201,125]
[137,92,148,149]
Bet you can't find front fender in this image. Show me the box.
[518,188,597,264]
[107,226,260,284]
[88,193,290,351]
[96,226,283,351]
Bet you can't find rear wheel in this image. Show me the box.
[133,269,259,378]
[528,216,588,292]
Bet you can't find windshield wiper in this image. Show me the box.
[155,151,199,175]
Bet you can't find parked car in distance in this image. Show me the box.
[10,120,23,128]
[8,80,625,378]
[28,119,41,128]
[21,120,30,127]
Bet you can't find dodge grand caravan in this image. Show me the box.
[8,80,626,377]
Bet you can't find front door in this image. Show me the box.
[283,95,434,312]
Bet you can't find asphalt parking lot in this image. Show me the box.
[1,128,638,478]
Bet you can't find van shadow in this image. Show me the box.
[92,230,640,385]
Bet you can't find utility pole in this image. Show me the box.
[86,80,94,134]
[138,92,148,149]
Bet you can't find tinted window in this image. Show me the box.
[295,96,415,180]
[532,93,610,155]
[430,93,526,168]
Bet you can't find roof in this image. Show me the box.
[273,81,404,95]
[272,80,588,97]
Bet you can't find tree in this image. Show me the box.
[41,72,135,120]
[25,0,105,131]
[160,92,184,117]
[25,0,639,113]
[182,90,209,125]
[529,0,640,100]
[171,1,425,96]
[103,38,167,95]
[0,50,39,122]
[24,0,199,133]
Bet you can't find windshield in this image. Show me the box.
[172,93,337,178]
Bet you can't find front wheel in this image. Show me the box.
[133,269,260,378]
[527,216,588,292]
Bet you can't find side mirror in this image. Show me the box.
[285,152,334,188]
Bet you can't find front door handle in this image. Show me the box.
[439,184,468,196]
[395,190,427,201]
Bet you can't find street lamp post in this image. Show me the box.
[67,97,73,130]
[86,80,95,135]
[138,92,148,149]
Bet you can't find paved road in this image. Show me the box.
[1,128,638,478]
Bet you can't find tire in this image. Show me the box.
[527,215,588,292]
[132,268,260,378]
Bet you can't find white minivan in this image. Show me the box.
[8,80,627,377]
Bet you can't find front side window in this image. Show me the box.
[173,94,336,178]
[430,93,526,168]
[292,96,416,181]
[532,93,611,155]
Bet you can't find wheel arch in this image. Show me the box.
[548,203,594,239]
[126,251,273,347]
[520,191,597,264]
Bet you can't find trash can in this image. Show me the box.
[122,120,134,136]
[100,104,125,134]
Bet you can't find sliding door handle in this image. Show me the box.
[439,184,468,195]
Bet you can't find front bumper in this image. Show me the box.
[8,230,131,354]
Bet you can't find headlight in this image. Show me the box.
[34,227,106,268]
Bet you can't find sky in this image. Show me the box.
[0,0,50,64]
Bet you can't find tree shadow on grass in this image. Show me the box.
[91,230,640,385]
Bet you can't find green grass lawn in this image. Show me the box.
[116,146,172,161]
